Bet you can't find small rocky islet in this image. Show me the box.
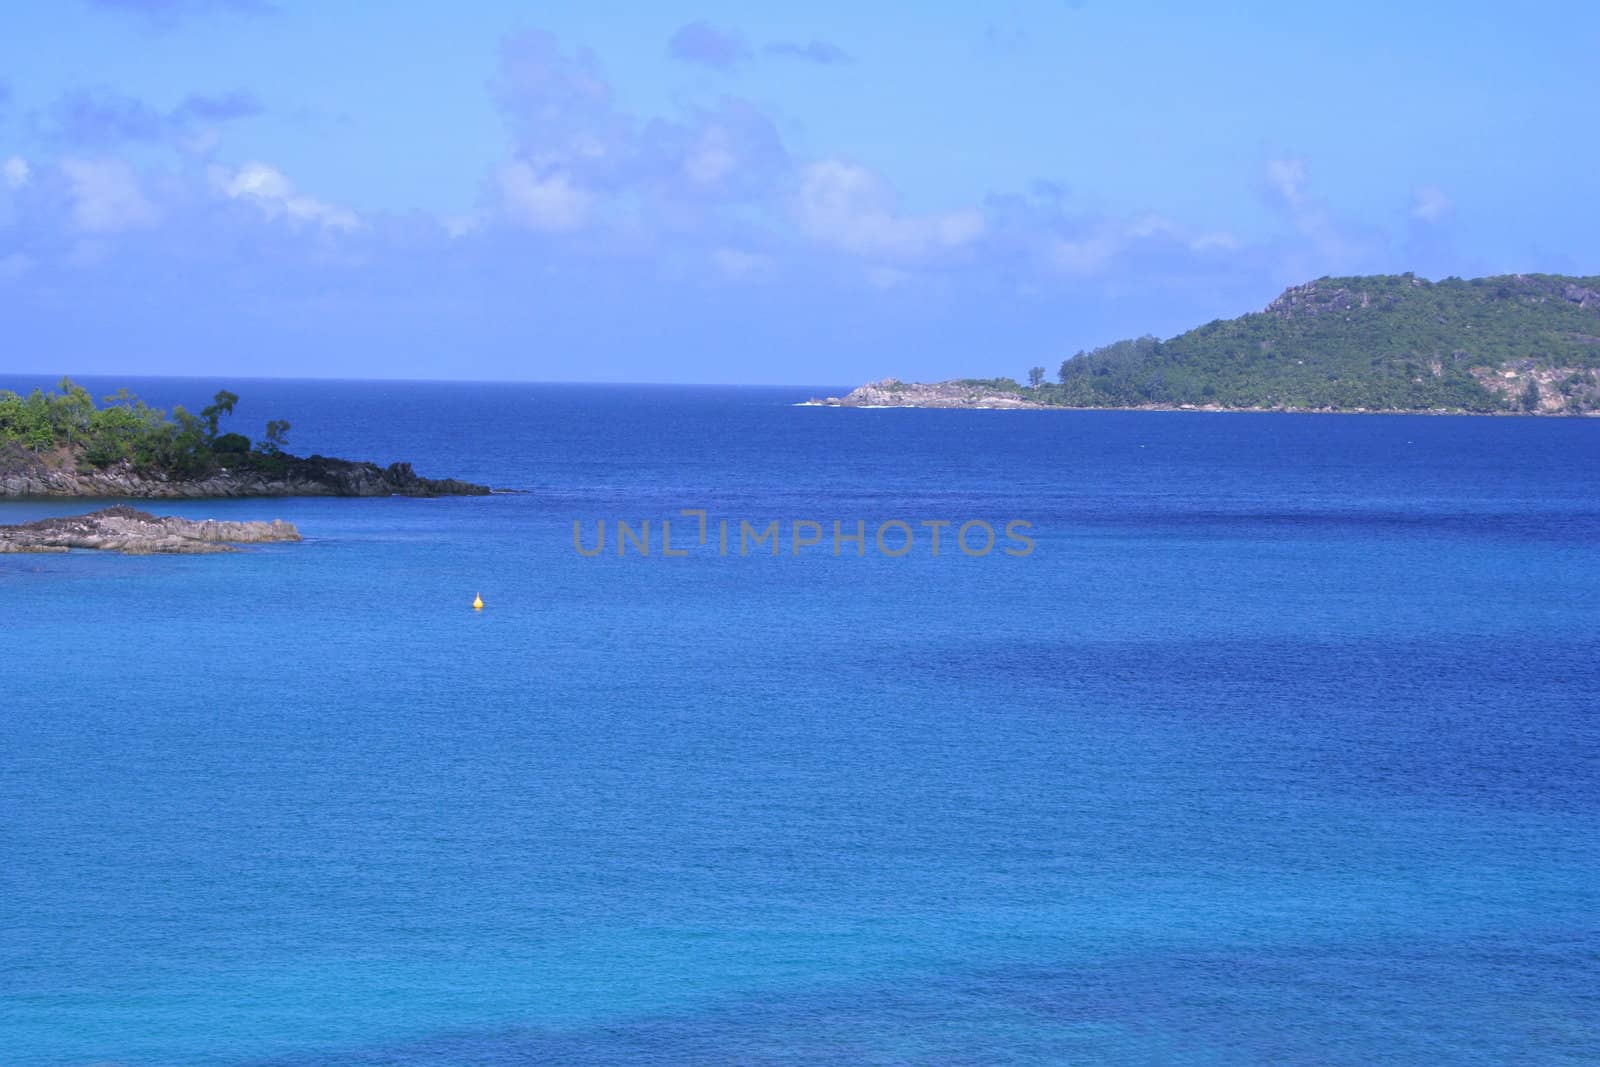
[0,506,302,555]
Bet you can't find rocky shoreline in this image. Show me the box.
[0,506,302,554]
[0,445,490,499]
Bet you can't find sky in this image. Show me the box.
[1,1,1597,385]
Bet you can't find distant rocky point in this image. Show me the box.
[0,506,301,554]
[811,272,1600,415]
[807,379,1046,409]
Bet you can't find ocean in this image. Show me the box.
[2,378,1597,1065]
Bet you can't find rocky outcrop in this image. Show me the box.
[1266,272,1600,321]
[0,506,301,554]
[0,445,490,499]
[808,378,1046,409]
[1561,281,1600,309]
[1266,281,1389,318]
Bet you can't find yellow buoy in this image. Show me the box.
[472,593,484,611]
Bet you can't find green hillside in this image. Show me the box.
[1042,273,1600,413]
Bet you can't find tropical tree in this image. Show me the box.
[200,390,240,439]
[52,378,96,448]
[258,419,292,454]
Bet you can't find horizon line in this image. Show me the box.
[0,371,861,391]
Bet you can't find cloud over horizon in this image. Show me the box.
[59,156,159,232]
[0,14,1571,383]
[215,160,359,231]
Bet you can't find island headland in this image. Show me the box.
[0,506,301,554]
[0,382,490,498]
[810,272,1600,415]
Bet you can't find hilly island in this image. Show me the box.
[815,273,1600,414]
[0,382,489,498]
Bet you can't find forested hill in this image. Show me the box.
[1044,273,1600,413]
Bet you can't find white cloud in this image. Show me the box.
[1412,185,1451,222]
[1052,215,1239,277]
[442,213,481,238]
[60,157,158,232]
[3,156,30,189]
[1262,156,1365,266]
[1265,157,1308,212]
[218,161,360,231]
[1188,230,1240,252]
[796,159,984,260]
[711,246,770,279]
[1053,231,1120,275]
[1125,214,1235,249]
[682,127,738,187]
[866,265,910,290]
[224,160,293,199]
[498,162,592,232]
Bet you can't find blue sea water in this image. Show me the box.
[1,377,1598,1065]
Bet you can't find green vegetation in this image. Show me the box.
[0,379,293,474]
[958,377,1024,391]
[1028,273,1600,413]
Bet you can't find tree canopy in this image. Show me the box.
[0,380,293,474]
[1033,273,1600,412]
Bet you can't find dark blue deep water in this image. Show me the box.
[2,378,1598,1065]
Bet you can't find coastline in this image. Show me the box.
[802,399,1600,416]
[1,382,493,500]
[0,446,492,500]
[801,380,1600,416]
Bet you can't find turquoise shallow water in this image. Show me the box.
[2,379,1598,1064]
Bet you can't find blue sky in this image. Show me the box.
[2,1,1597,384]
